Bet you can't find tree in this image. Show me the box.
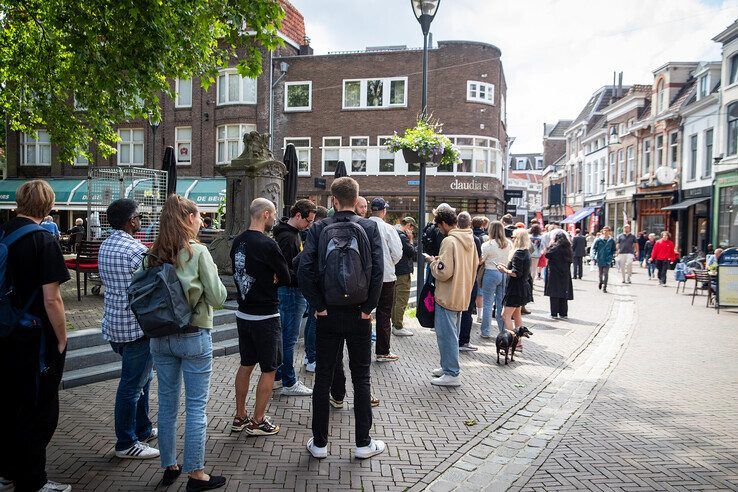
[0,0,285,163]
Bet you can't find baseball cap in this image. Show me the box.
[370,197,387,211]
[401,216,417,227]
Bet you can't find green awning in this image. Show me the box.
[186,178,225,209]
[0,178,86,209]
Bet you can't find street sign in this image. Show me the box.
[314,178,326,189]
[505,204,517,215]
[504,189,524,201]
[407,180,420,186]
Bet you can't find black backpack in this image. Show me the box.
[318,215,372,306]
[421,222,437,255]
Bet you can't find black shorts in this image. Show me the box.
[236,316,282,373]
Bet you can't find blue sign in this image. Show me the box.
[407,180,420,186]
[719,247,738,266]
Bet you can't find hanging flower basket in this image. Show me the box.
[387,117,460,169]
[402,148,442,165]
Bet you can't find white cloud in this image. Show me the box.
[290,0,738,153]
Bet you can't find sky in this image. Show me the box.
[290,0,738,154]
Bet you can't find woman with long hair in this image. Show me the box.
[496,228,534,348]
[147,195,227,491]
[479,221,511,338]
[529,224,544,279]
[544,231,574,319]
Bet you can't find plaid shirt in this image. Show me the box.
[99,230,148,342]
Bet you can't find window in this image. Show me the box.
[704,129,713,178]
[467,81,495,105]
[599,157,606,193]
[730,54,738,86]
[117,128,144,166]
[475,148,489,174]
[577,163,583,193]
[728,102,738,156]
[75,152,89,166]
[698,75,709,99]
[285,81,312,111]
[322,137,341,174]
[216,124,256,165]
[176,127,192,165]
[688,134,698,180]
[655,134,664,168]
[21,130,52,166]
[217,69,257,105]
[617,149,625,184]
[342,77,407,109]
[175,78,192,108]
[626,146,634,182]
[608,152,616,185]
[284,138,311,174]
[501,94,506,124]
[350,137,368,173]
[669,132,679,168]
[618,122,626,136]
[643,139,652,174]
[656,79,666,114]
[378,137,395,173]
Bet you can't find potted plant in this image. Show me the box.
[386,117,460,168]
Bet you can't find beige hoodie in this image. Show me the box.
[430,228,477,312]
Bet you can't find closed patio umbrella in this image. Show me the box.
[334,160,347,178]
[282,143,299,217]
[162,146,177,197]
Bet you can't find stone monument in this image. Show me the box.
[208,131,287,291]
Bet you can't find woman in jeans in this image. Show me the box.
[147,195,227,491]
[643,233,657,280]
[479,221,511,338]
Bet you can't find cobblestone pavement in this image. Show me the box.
[61,278,104,331]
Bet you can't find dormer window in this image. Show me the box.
[656,79,666,114]
[698,75,709,99]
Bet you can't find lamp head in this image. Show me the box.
[411,0,440,34]
[148,110,160,129]
[279,61,289,73]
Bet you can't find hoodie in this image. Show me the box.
[430,228,477,312]
[273,219,302,288]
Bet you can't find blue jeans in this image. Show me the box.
[150,329,212,473]
[647,260,657,278]
[434,304,461,377]
[304,306,317,364]
[110,336,154,451]
[276,287,308,387]
[481,269,506,337]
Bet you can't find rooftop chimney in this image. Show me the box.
[618,72,623,98]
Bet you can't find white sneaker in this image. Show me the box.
[115,441,160,459]
[303,356,309,366]
[355,439,386,459]
[392,327,414,337]
[281,381,313,396]
[0,477,13,492]
[431,374,461,387]
[273,380,283,390]
[305,362,316,373]
[38,481,72,492]
[431,367,444,377]
[142,427,158,443]
[306,437,328,459]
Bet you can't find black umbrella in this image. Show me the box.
[282,144,299,217]
[334,160,347,178]
[162,146,177,197]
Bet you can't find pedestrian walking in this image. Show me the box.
[302,206,329,372]
[643,233,657,279]
[98,199,159,460]
[273,199,317,396]
[650,231,677,287]
[592,226,616,293]
[145,194,228,491]
[458,212,482,353]
[298,177,386,460]
[479,221,511,337]
[571,228,586,279]
[616,224,638,284]
[0,180,71,492]
[544,232,574,319]
[391,217,417,337]
[231,198,290,435]
[529,224,544,279]
[427,208,477,386]
[497,228,534,348]
[368,198,403,362]
[637,231,648,264]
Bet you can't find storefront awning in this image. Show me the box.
[0,178,87,210]
[561,207,595,224]
[661,197,709,211]
[185,178,226,210]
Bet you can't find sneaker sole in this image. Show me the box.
[244,427,280,436]
[376,358,400,362]
[308,448,328,459]
[355,449,385,459]
[231,425,248,433]
[115,451,160,459]
[330,401,344,409]
[281,391,313,396]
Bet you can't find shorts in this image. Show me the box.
[237,317,282,373]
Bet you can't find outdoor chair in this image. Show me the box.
[691,270,714,308]
[64,240,102,301]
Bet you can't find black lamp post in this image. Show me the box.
[411,0,440,305]
[148,110,160,168]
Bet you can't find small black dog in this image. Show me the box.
[496,326,533,365]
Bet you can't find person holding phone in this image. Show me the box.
[479,221,511,338]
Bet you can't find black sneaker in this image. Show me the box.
[161,466,181,487]
[231,415,249,433]
[245,416,280,436]
[185,475,226,492]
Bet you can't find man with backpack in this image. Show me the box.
[230,198,291,436]
[98,198,160,460]
[298,177,385,460]
[0,180,71,492]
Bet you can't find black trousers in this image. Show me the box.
[656,259,670,285]
[598,266,610,289]
[549,297,569,317]
[375,281,395,356]
[572,256,584,279]
[0,327,65,492]
[459,283,478,346]
[313,307,372,448]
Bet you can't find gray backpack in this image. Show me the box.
[127,254,192,338]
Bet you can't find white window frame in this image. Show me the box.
[175,126,192,166]
[668,131,679,168]
[20,130,52,166]
[215,123,257,165]
[216,68,257,106]
[703,128,714,178]
[349,136,369,174]
[377,136,396,174]
[284,81,312,112]
[642,139,652,175]
[698,75,709,99]
[175,78,192,108]
[466,81,495,105]
[688,133,698,181]
[74,151,89,167]
[342,77,408,109]
[117,128,145,166]
[655,134,664,169]
[626,146,635,183]
[321,136,342,175]
[283,137,311,175]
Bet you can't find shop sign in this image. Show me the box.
[450,179,491,192]
[716,172,738,188]
[505,204,517,215]
[504,189,524,201]
[717,265,738,308]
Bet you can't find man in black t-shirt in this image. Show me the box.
[230,198,290,437]
[0,180,71,492]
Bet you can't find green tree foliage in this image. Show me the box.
[0,0,285,163]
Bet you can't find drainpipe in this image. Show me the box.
[268,50,274,153]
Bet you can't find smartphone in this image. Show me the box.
[423,253,434,261]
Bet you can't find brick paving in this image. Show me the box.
[48,277,610,491]
[61,277,104,331]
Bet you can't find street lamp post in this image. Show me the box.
[411,0,440,306]
[148,110,160,168]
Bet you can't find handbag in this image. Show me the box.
[416,275,436,328]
